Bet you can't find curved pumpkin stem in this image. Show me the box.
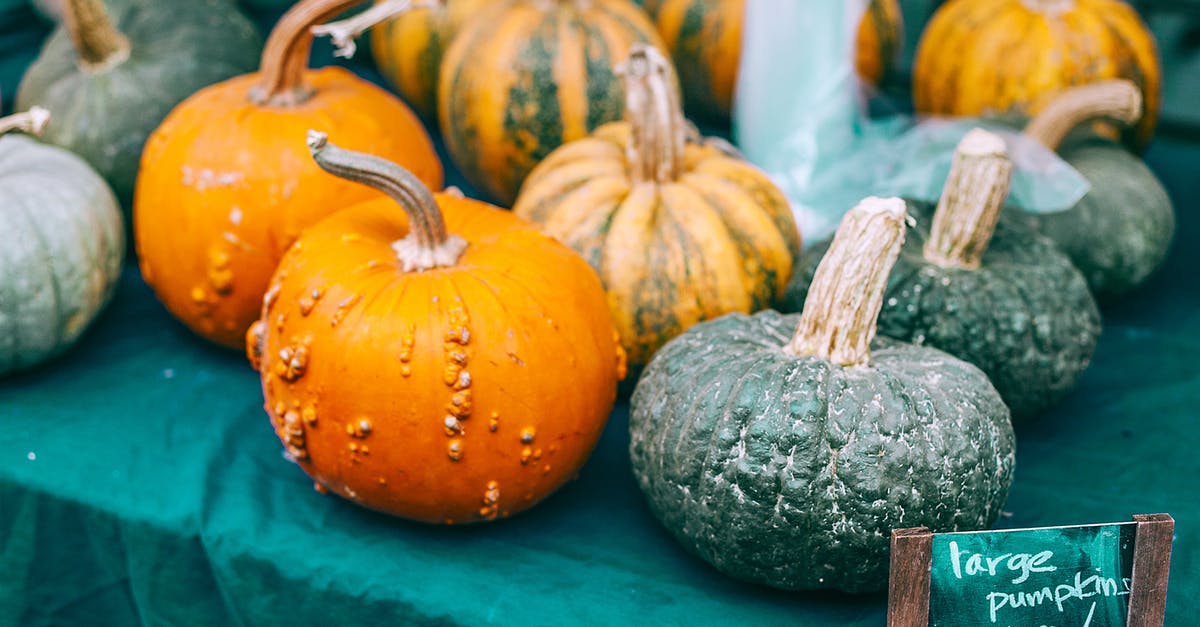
[785,197,908,367]
[0,107,51,137]
[1024,80,1143,151]
[62,0,131,71]
[923,128,1013,270]
[618,45,686,183]
[252,0,374,106]
[313,0,439,59]
[307,131,467,272]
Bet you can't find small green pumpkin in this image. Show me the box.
[785,129,1101,419]
[0,107,124,376]
[1023,80,1175,300]
[630,197,1015,592]
[16,0,262,209]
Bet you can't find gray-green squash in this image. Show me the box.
[16,0,262,210]
[1023,80,1175,300]
[0,107,124,376]
[630,197,1015,593]
[785,129,1101,419]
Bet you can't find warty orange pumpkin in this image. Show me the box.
[134,0,441,350]
[913,0,1161,150]
[249,132,626,524]
[438,0,667,205]
[513,45,800,368]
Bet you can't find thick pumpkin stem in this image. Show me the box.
[0,107,51,137]
[313,0,437,58]
[1024,80,1143,151]
[252,0,374,106]
[785,197,908,367]
[62,0,131,71]
[618,45,685,183]
[307,131,467,272]
[923,129,1013,270]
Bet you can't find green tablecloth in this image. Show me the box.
[2,7,1198,625]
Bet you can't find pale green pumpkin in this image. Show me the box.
[0,108,124,376]
[16,0,262,209]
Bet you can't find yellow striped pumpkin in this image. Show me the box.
[369,0,487,121]
[913,0,1161,149]
[647,0,903,122]
[513,46,800,368]
[438,0,666,205]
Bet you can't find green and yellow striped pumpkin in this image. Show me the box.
[438,0,666,205]
[913,0,1161,150]
[644,0,903,122]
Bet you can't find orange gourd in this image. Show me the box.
[135,0,441,350]
[249,132,626,524]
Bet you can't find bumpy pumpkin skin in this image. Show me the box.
[1029,137,1175,300]
[787,205,1101,419]
[134,68,442,350]
[630,310,1015,592]
[913,0,1161,149]
[0,134,124,375]
[369,0,487,122]
[256,195,625,524]
[438,0,667,205]
[649,0,902,121]
[16,0,263,208]
[514,122,799,368]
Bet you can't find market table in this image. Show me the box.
[2,7,1199,627]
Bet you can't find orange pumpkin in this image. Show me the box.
[249,132,626,524]
[913,0,1161,149]
[135,0,441,350]
[648,0,903,122]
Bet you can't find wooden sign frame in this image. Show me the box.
[886,514,1175,627]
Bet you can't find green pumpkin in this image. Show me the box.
[785,130,1101,419]
[0,108,124,376]
[631,198,1015,592]
[1021,81,1175,301]
[16,0,262,209]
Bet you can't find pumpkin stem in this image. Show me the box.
[785,197,908,367]
[0,107,51,137]
[618,45,685,183]
[62,0,131,72]
[1024,80,1143,151]
[313,0,438,59]
[307,131,467,272]
[923,128,1013,270]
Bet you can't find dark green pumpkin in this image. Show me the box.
[631,198,1015,592]
[1021,81,1175,301]
[16,0,262,209]
[785,131,1101,419]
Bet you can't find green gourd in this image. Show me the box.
[16,0,262,210]
[1023,80,1175,300]
[0,107,124,376]
[785,129,1101,419]
[630,197,1015,592]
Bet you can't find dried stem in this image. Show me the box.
[313,0,438,58]
[1024,80,1143,151]
[252,0,371,106]
[617,45,685,183]
[923,129,1013,270]
[62,0,130,71]
[0,107,51,137]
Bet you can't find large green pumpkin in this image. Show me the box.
[631,198,1015,592]
[0,108,124,376]
[1022,81,1175,300]
[16,0,262,209]
[785,130,1101,419]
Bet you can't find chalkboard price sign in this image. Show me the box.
[886,514,1174,627]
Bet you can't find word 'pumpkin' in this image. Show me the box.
[514,46,799,368]
[630,198,1015,592]
[135,0,441,350]
[17,0,262,208]
[913,0,1161,150]
[0,108,124,376]
[250,133,626,524]
[439,0,666,204]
